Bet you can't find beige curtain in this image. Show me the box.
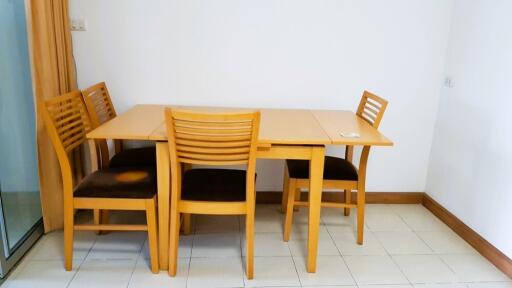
[26,0,77,232]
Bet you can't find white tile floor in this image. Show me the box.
[2,204,511,288]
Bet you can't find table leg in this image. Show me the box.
[156,142,170,270]
[307,146,325,273]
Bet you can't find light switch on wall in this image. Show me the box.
[70,18,87,31]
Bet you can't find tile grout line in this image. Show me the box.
[375,205,418,286]
[334,205,414,286]
[66,231,101,288]
[394,205,464,283]
[324,208,359,288]
[4,233,49,283]
[125,236,146,288]
[376,233,414,286]
[387,205,485,286]
[185,214,199,288]
[392,206,437,255]
[284,208,302,287]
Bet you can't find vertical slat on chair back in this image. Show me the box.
[165,109,260,166]
[356,91,388,129]
[82,82,117,127]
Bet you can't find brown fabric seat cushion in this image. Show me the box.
[74,167,157,199]
[182,169,247,202]
[108,146,156,168]
[286,156,358,181]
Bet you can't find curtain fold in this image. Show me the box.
[26,0,77,232]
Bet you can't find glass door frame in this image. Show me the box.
[0,204,43,278]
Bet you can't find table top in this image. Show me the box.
[312,110,393,146]
[87,104,393,146]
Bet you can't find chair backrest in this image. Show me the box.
[356,90,388,129]
[82,82,117,127]
[41,90,92,195]
[165,109,260,167]
[81,82,118,167]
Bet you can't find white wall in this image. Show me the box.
[427,0,512,258]
[70,0,453,191]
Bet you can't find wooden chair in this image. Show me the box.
[165,108,260,279]
[282,91,388,244]
[82,82,156,169]
[41,91,159,273]
[82,82,157,229]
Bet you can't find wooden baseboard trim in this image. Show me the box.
[359,192,424,204]
[256,191,424,204]
[422,194,512,278]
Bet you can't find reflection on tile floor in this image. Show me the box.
[2,204,511,288]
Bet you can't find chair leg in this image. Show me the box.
[245,205,255,279]
[182,213,191,235]
[356,187,365,245]
[283,179,296,242]
[101,210,109,224]
[168,210,181,276]
[294,188,301,211]
[344,189,351,216]
[281,166,290,213]
[145,198,159,273]
[94,209,110,235]
[101,210,110,235]
[93,209,101,235]
[64,206,74,271]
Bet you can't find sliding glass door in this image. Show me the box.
[0,0,44,277]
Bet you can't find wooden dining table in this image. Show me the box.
[86,104,392,273]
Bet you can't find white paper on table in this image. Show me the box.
[340,132,360,138]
